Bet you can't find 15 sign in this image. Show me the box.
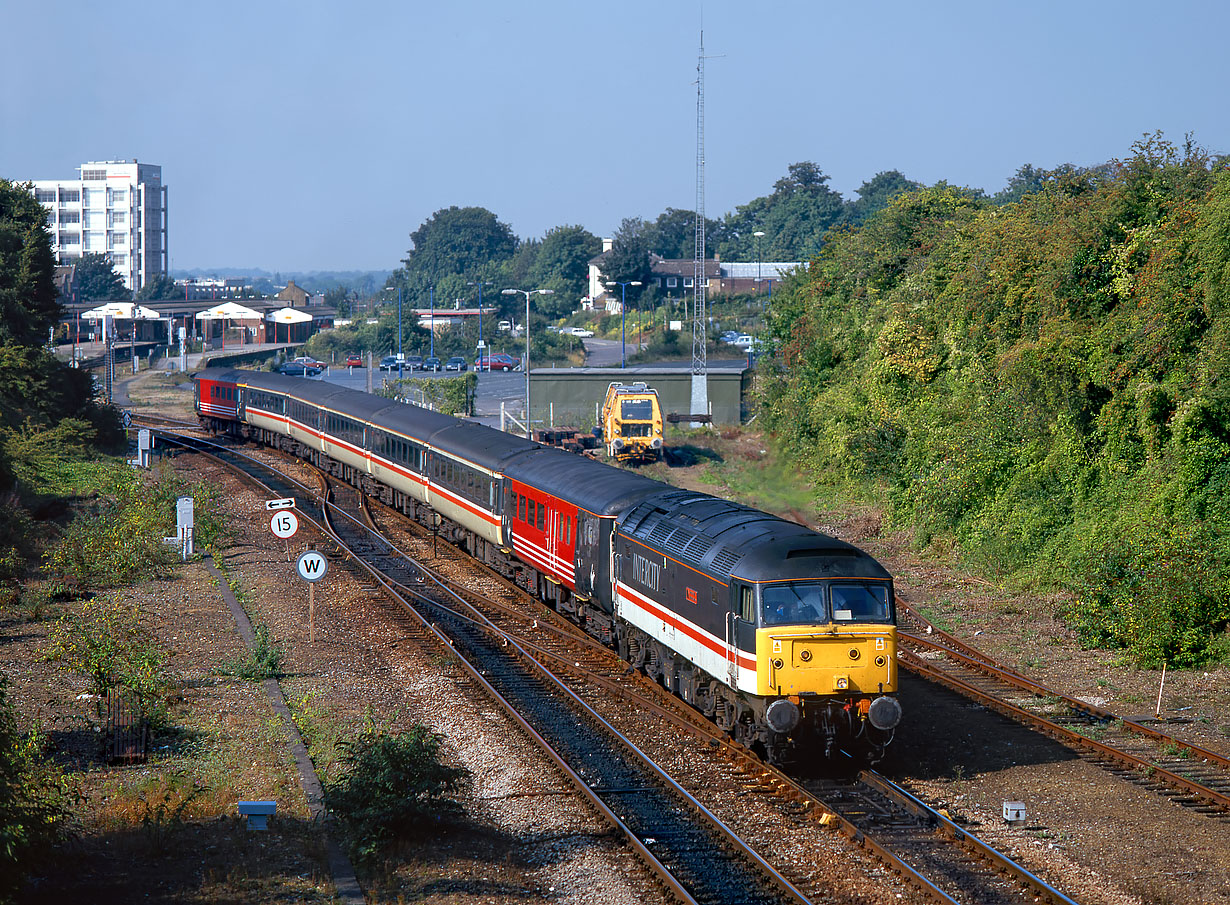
[270,510,299,539]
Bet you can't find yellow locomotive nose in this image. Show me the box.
[759,627,897,697]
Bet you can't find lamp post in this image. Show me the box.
[753,231,765,293]
[502,288,554,438]
[468,280,492,370]
[605,280,642,368]
[385,287,404,377]
[429,285,435,358]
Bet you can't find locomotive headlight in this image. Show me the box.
[772,658,784,670]
[848,648,860,660]
[875,655,887,668]
[766,699,801,733]
[651,437,663,449]
[798,649,812,662]
[868,696,902,730]
[612,438,624,450]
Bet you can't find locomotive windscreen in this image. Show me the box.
[620,399,655,420]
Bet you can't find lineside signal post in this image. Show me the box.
[296,549,328,643]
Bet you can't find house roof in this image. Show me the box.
[649,255,721,278]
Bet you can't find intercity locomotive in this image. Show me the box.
[194,368,902,762]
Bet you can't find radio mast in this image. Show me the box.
[689,30,709,426]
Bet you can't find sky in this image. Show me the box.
[4,0,1229,274]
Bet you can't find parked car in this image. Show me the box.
[719,331,741,344]
[475,352,519,371]
[405,354,424,371]
[423,356,442,371]
[444,356,468,371]
[345,353,363,368]
[378,354,402,371]
[292,355,325,368]
[277,361,322,377]
[498,320,512,332]
[732,334,755,350]
[565,327,595,338]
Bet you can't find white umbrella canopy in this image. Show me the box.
[265,307,314,324]
[195,301,263,320]
[81,302,162,320]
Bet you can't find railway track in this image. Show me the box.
[897,606,1230,820]
[148,427,1087,905]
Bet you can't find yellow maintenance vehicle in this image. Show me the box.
[599,381,664,462]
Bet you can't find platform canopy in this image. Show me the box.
[265,307,314,324]
[195,301,263,321]
[80,302,162,320]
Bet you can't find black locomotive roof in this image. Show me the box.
[503,447,666,516]
[619,489,891,584]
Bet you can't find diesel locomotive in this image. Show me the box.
[194,368,902,762]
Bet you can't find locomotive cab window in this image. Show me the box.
[831,583,892,623]
[738,585,755,623]
[762,581,828,627]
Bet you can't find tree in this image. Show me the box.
[717,162,846,261]
[642,208,723,259]
[402,206,517,283]
[841,170,922,226]
[134,274,181,300]
[530,225,600,316]
[599,218,652,296]
[74,253,127,302]
[0,180,60,346]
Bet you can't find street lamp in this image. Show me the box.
[384,287,404,377]
[605,280,642,368]
[502,288,553,438]
[428,284,435,358]
[468,280,492,370]
[753,231,765,293]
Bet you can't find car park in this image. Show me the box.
[423,356,442,371]
[475,352,519,371]
[445,356,468,371]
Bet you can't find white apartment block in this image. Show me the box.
[30,159,168,293]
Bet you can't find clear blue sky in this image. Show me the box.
[4,0,1227,273]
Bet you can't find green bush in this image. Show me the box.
[0,679,73,899]
[380,374,476,416]
[218,623,284,680]
[324,724,468,865]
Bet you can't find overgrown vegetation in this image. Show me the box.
[0,679,74,898]
[218,623,285,681]
[324,723,468,865]
[762,133,1230,667]
[378,373,477,416]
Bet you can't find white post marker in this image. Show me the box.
[296,550,329,643]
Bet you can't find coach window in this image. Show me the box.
[518,494,526,521]
[537,503,545,532]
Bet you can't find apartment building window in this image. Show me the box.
[109,211,126,226]
[35,189,57,203]
[109,233,126,248]
[82,169,106,181]
[60,189,80,203]
[59,232,80,246]
[59,211,80,224]
[111,253,126,265]
[109,190,127,206]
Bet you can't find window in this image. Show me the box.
[762,582,826,626]
[518,494,526,521]
[59,232,80,245]
[108,233,126,248]
[666,277,677,288]
[111,253,126,265]
[35,189,56,203]
[110,211,126,226]
[684,277,694,288]
[655,277,662,287]
[830,583,891,623]
[82,169,106,181]
[527,499,535,527]
[59,210,80,224]
[60,189,79,203]
[739,586,755,623]
[109,190,126,206]
[537,504,545,532]
[84,188,105,206]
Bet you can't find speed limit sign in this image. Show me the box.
[270,510,299,539]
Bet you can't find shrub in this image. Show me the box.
[43,597,168,723]
[0,679,74,896]
[324,724,468,865]
[218,623,284,680]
